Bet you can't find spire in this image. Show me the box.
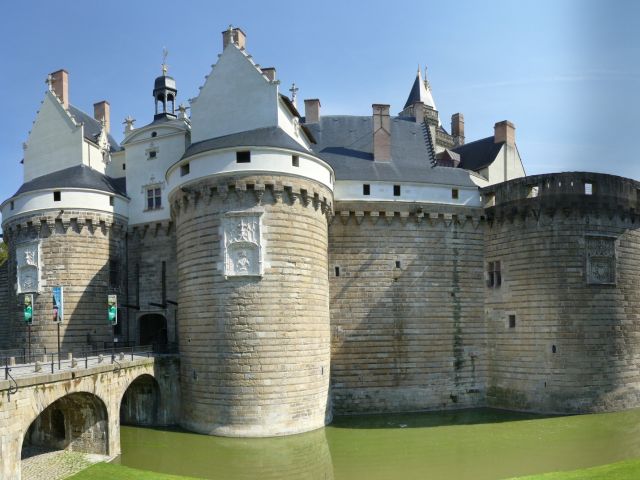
[403,67,436,110]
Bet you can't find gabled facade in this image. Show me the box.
[2,26,638,438]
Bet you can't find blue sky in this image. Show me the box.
[1,0,639,204]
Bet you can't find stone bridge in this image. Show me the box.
[0,353,180,480]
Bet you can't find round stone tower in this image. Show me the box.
[0,166,128,352]
[168,143,334,436]
[483,172,640,413]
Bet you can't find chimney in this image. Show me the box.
[261,67,276,82]
[304,99,321,123]
[494,120,515,146]
[93,101,111,134]
[372,104,391,162]
[50,69,69,109]
[451,113,465,145]
[222,26,246,50]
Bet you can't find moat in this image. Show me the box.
[114,408,640,479]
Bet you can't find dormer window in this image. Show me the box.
[363,184,370,196]
[393,185,401,197]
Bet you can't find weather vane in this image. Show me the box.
[161,47,169,75]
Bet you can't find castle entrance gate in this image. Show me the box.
[139,314,168,346]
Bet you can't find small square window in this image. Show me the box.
[508,315,516,328]
[584,182,593,195]
[181,163,190,176]
[109,196,114,206]
[393,185,401,196]
[363,184,370,196]
[53,191,61,202]
[452,189,459,199]
[151,131,157,137]
[335,266,340,277]
[149,150,157,159]
[292,155,299,167]
[236,151,251,163]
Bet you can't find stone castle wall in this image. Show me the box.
[171,174,333,437]
[126,223,178,345]
[0,260,9,349]
[1,210,127,352]
[328,202,487,413]
[483,172,640,413]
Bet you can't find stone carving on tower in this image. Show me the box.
[16,241,41,293]
[222,211,263,277]
[586,235,616,284]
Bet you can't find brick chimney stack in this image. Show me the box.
[372,104,391,162]
[451,113,465,146]
[93,101,111,134]
[494,120,516,146]
[222,26,246,50]
[304,99,321,123]
[50,69,69,109]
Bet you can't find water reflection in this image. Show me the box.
[118,408,640,480]
[117,425,333,480]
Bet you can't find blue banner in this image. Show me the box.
[52,286,63,323]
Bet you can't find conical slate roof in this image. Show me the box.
[403,69,437,110]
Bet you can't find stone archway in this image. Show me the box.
[120,374,161,426]
[139,313,168,346]
[22,392,109,459]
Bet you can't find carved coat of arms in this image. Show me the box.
[222,212,263,277]
[16,241,41,293]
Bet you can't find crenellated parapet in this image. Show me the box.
[170,176,333,222]
[3,210,127,244]
[332,203,484,229]
[482,172,640,224]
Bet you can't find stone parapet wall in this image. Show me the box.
[171,174,332,437]
[1,210,127,351]
[329,202,487,413]
[484,172,640,412]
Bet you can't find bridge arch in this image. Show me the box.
[120,373,161,426]
[21,392,109,459]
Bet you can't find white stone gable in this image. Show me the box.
[24,92,84,182]
[190,45,280,143]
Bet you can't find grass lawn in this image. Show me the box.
[66,462,201,479]
[510,458,640,479]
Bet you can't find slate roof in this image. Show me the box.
[452,136,504,171]
[305,116,478,187]
[68,105,121,151]
[403,70,436,110]
[13,164,127,197]
[182,126,310,159]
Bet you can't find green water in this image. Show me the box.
[116,408,640,480]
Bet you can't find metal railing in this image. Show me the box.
[0,344,171,397]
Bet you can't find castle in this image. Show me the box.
[2,26,639,438]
